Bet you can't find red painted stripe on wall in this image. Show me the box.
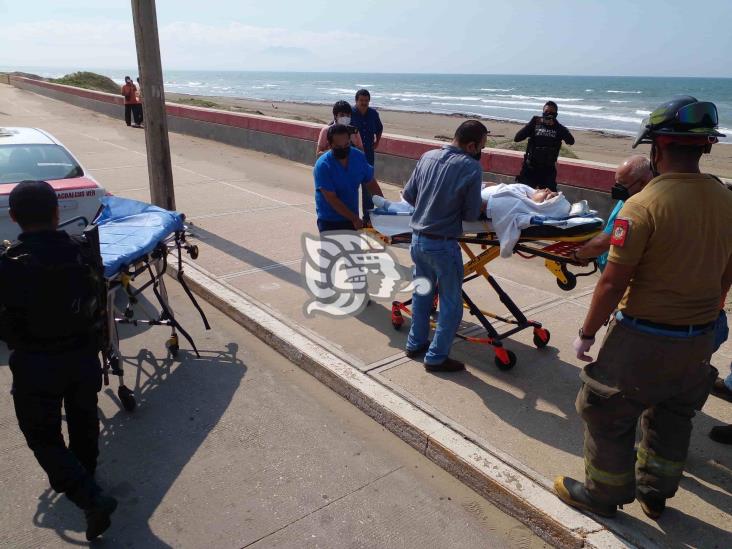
[11,77,616,191]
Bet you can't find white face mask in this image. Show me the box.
[336,116,351,126]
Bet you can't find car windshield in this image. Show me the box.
[0,144,83,184]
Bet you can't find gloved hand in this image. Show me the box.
[573,336,595,362]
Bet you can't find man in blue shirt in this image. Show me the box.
[314,124,383,232]
[573,155,652,269]
[351,89,384,224]
[402,120,488,372]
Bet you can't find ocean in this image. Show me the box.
[8,68,732,143]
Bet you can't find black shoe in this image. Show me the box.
[85,495,118,541]
[637,493,666,520]
[554,476,617,518]
[709,424,732,444]
[711,378,732,403]
[405,342,430,359]
[425,357,465,372]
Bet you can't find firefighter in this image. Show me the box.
[554,97,732,519]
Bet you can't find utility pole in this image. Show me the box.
[131,0,175,210]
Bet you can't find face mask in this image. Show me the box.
[336,116,351,126]
[332,146,350,159]
[610,183,630,201]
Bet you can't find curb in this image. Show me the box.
[175,260,639,549]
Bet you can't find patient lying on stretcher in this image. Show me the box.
[373,183,576,257]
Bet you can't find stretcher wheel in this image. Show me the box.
[533,328,551,348]
[118,386,136,412]
[188,245,199,260]
[166,335,180,357]
[494,349,517,371]
[391,305,404,331]
[556,270,577,291]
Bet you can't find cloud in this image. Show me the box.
[0,19,402,71]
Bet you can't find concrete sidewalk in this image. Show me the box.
[2,84,731,547]
[1,278,546,547]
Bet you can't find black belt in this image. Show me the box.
[416,231,456,241]
[620,313,715,333]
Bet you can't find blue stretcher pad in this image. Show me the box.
[97,196,184,279]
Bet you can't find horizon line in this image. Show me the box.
[2,65,731,80]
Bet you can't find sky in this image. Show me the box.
[0,0,730,77]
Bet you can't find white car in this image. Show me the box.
[0,127,106,240]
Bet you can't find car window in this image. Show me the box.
[0,144,83,184]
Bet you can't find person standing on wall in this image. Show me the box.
[555,97,732,520]
[351,89,384,225]
[121,76,141,128]
[514,101,575,192]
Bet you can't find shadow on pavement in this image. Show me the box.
[30,343,246,547]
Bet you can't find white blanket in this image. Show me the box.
[482,184,571,257]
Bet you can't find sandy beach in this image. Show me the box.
[167,93,732,178]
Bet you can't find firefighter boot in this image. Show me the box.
[554,476,617,518]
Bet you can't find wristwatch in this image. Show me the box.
[578,328,596,340]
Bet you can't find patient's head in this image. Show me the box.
[531,188,559,203]
[615,155,652,196]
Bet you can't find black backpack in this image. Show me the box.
[0,229,106,351]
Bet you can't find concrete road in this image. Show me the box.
[0,277,544,547]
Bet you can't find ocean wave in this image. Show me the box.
[356,83,374,87]
[609,100,630,103]
[479,88,514,92]
[585,89,594,92]
[384,92,483,101]
[635,110,652,116]
[488,94,584,102]
[186,81,205,86]
[479,98,604,111]
[607,90,643,94]
[317,87,357,94]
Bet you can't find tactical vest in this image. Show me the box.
[0,234,106,352]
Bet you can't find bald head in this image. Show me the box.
[615,155,652,195]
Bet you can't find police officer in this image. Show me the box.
[0,181,117,540]
[514,101,575,192]
[554,97,732,520]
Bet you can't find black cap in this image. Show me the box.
[9,180,58,226]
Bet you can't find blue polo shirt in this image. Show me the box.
[351,106,383,165]
[314,147,374,222]
[597,200,624,271]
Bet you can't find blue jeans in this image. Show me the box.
[407,234,463,365]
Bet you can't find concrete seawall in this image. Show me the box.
[8,75,618,216]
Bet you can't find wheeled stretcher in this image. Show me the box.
[369,211,603,370]
[92,196,209,411]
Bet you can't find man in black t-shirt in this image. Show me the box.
[514,101,575,191]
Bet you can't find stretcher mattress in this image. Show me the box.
[96,196,185,278]
[370,210,604,239]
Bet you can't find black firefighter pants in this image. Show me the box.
[576,319,716,505]
[10,348,103,510]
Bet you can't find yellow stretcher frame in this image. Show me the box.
[368,225,601,370]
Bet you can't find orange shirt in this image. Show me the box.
[122,83,140,105]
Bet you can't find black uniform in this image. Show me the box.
[514,117,575,192]
[0,230,105,510]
